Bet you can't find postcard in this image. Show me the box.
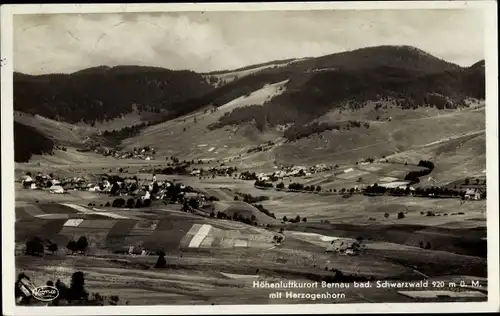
[1,2,498,315]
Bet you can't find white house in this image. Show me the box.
[190,170,201,176]
[21,175,33,183]
[465,188,482,200]
[141,191,151,200]
[49,185,65,194]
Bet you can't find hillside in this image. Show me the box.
[209,52,484,128]
[14,45,485,177]
[14,121,55,163]
[14,66,215,124]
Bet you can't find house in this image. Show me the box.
[465,188,482,200]
[21,175,34,189]
[258,175,270,181]
[140,191,151,200]
[49,185,65,194]
[190,169,201,176]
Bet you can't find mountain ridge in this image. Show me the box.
[13,45,485,163]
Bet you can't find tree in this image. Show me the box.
[48,243,58,254]
[109,295,120,305]
[112,198,126,208]
[67,241,78,254]
[126,198,135,208]
[277,182,285,189]
[316,185,322,192]
[25,237,44,256]
[69,271,88,300]
[282,216,288,222]
[135,199,144,208]
[143,199,152,208]
[234,196,239,201]
[384,213,390,219]
[302,217,307,222]
[425,242,431,249]
[76,236,89,253]
[465,178,470,185]
[397,212,405,219]
[419,241,424,248]
[110,183,120,196]
[155,251,167,268]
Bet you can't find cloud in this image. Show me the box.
[13,9,484,74]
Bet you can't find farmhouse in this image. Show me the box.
[21,175,35,189]
[326,239,360,256]
[190,169,201,176]
[257,173,270,181]
[49,185,65,194]
[464,188,483,200]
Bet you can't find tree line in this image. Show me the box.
[404,160,435,184]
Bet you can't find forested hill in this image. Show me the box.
[208,47,485,129]
[14,66,215,124]
[14,46,485,133]
[14,122,55,162]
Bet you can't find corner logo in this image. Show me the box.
[32,286,59,302]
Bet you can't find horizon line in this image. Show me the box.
[13,44,485,76]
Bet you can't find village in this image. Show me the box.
[19,155,486,204]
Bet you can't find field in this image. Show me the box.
[14,160,488,304]
[12,57,489,306]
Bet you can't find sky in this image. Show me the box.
[14,9,485,75]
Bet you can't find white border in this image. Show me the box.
[1,2,499,315]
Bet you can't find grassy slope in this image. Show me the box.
[14,112,95,146]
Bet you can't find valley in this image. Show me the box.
[12,45,488,306]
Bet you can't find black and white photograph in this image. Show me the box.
[1,2,498,315]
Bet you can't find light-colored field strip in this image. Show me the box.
[290,231,342,243]
[289,231,321,237]
[188,224,212,248]
[319,236,341,242]
[63,219,84,227]
[35,214,70,219]
[398,290,486,299]
[360,166,382,172]
[62,203,131,219]
[379,176,399,183]
[91,208,130,219]
[378,181,411,188]
[62,203,93,213]
[234,239,248,247]
[220,272,259,279]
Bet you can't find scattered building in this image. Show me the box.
[465,188,483,200]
